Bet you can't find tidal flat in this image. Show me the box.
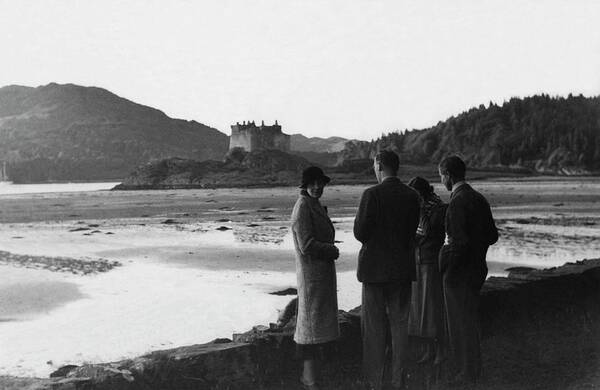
[0,178,599,377]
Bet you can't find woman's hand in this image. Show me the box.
[328,244,340,261]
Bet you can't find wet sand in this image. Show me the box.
[0,178,599,378]
[0,177,598,224]
[0,280,83,322]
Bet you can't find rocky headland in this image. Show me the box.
[113,148,387,190]
[112,148,539,191]
[112,149,313,190]
[7,258,599,390]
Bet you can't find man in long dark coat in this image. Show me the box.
[354,150,420,390]
[438,155,498,384]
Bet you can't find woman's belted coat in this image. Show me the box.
[291,191,340,345]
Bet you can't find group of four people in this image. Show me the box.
[290,151,498,389]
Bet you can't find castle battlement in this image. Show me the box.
[229,120,290,152]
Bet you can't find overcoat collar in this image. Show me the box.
[450,181,472,199]
[381,176,400,184]
[299,191,333,227]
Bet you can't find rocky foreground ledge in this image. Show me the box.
[4,259,600,390]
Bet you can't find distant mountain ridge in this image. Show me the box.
[290,134,350,153]
[339,94,600,175]
[0,83,228,182]
[288,134,354,168]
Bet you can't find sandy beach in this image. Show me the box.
[0,178,599,377]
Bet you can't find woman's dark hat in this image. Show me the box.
[408,176,433,196]
[300,166,331,188]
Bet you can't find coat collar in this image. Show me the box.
[381,176,400,184]
[450,181,472,199]
[299,192,333,227]
[452,180,467,192]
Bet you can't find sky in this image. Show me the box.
[0,0,599,140]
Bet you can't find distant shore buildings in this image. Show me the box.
[229,121,290,152]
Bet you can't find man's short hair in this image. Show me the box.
[375,150,400,173]
[438,155,466,179]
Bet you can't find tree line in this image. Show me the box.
[342,94,600,173]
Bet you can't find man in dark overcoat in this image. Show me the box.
[438,155,498,384]
[354,150,420,390]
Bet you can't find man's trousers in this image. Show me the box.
[361,282,411,389]
[442,279,482,381]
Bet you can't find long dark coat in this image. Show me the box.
[291,192,339,345]
[408,199,447,338]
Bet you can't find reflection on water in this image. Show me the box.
[0,213,598,376]
[200,217,600,277]
[0,281,83,321]
[488,222,600,271]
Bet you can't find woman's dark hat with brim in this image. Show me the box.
[300,166,331,188]
[408,176,433,196]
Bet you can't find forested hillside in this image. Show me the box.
[339,94,600,175]
[0,83,228,182]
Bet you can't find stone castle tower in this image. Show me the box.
[229,120,291,152]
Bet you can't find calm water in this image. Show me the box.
[192,217,600,276]
[0,182,120,195]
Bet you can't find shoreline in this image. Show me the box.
[112,172,600,191]
[3,258,598,389]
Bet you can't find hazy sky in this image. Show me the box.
[1,0,599,140]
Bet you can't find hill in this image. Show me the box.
[0,83,228,182]
[289,134,349,153]
[289,134,353,167]
[339,94,600,175]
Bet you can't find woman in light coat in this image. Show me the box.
[291,166,340,390]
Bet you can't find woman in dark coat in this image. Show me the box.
[408,176,447,365]
[291,166,340,389]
